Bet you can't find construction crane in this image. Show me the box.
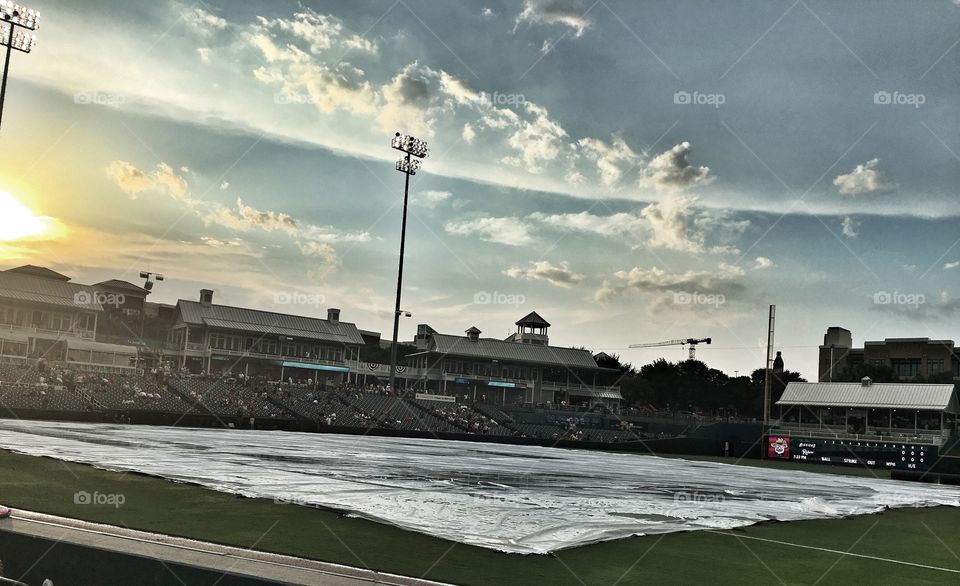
[629,337,712,360]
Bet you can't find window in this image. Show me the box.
[258,339,278,355]
[49,313,73,331]
[0,306,23,326]
[928,359,944,375]
[76,314,93,331]
[891,358,921,379]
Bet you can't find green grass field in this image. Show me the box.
[2,448,959,585]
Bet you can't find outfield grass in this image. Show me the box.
[1,448,958,585]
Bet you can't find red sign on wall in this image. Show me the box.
[768,436,791,459]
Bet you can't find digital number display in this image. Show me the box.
[767,436,932,470]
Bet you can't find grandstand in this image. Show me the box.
[0,358,666,446]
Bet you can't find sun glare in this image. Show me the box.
[0,191,54,241]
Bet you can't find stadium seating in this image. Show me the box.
[0,366,652,444]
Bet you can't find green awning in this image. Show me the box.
[279,360,349,373]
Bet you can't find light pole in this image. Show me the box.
[138,271,164,366]
[388,132,428,392]
[0,1,39,130]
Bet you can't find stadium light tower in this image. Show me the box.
[0,1,39,130]
[138,270,164,344]
[388,132,429,392]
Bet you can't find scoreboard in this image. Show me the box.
[767,435,934,470]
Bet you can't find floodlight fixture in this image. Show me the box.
[391,132,429,159]
[0,0,39,130]
[0,24,34,53]
[0,1,39,31]
[395,157,421,175]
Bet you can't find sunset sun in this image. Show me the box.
[0,191,55,241]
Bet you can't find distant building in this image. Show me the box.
[405,313,621,408]
[165,289,364,386]
[0,265,137,370]
[818,326,960,382]
[771,379,958,468]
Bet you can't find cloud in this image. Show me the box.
[462,123,477,143]
[151,163,188,198]
[414,190,452,208]
[502,102,568,174]
[235,198,299,234]
[106,161,155,195]
[945,261,959,270]
[297,240,337,263]
[529,210,646,241]
[529,198,748,254]
[833,158,896,196]
[481,8,496,17]
[639,142,712,192]
[753,256,774,270]
[445,217,535,246]
[578,135,642,188]
[594,263,745,302]
[105,160,358,266]
[516,0,593,37]
[181,6,228,34]
[377,63,437,136]
[641,196,704,252]
[256,9,378,55]
[250,19,378,115]
[197,48,212,63]
[503,260,584,288]
[219,181,230,190]
[107,161,188,200]
[841,216,860,239]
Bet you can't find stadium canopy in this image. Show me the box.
[568,388,624,400]
[777,381,959,414]
[65,339,138,369]
[177,300,364,346]
[423,333,600,369]
[276,360,349,373]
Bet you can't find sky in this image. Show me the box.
[0,0,958,380]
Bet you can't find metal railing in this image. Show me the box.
[770,423,950,446]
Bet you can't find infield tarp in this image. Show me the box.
[0,420,958,554]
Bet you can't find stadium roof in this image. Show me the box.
[0,271,103,311]
[176,300,364,345]
[419,333,600,369]
[516,311,551,327]
[568,387,623,399]
[66,338,138,355]
[777,382,959,413]
[5,265,71,281]
[94,279,150,295]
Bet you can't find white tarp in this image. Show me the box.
[0,420,958,554]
